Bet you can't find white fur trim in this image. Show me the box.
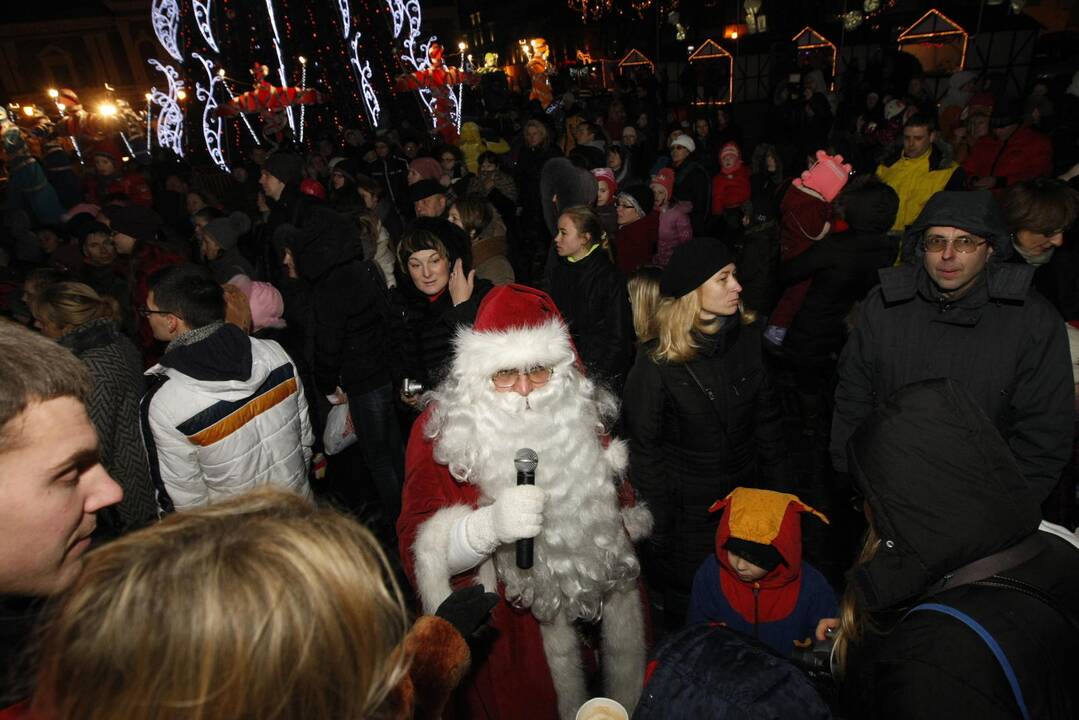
[604,438,629,475]
[540,612,587,720]
[452,318,577,379]
[476,557,498,592]
[601,584,648,713]
[412,504,474,615]
[621,503,654,543]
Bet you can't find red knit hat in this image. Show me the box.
[591,167,617,197]
[453,284,580,378]
[650,168,675,202]
[299,178,327,200]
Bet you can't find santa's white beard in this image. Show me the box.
[427,367,640,624]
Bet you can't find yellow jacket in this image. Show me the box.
[876,150,958,232]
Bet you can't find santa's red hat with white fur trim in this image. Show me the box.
[452,284,581,379]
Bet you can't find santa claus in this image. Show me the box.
[397,284,652,719]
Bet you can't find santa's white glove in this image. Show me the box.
[465,485,546,555]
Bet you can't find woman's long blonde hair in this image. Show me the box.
[650,289,723,364]
[31,489,411,720]
[833,523,881,677]
[30,281,115,334]
[628,266,662,343]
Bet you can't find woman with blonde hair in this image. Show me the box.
[27,489,488,720]
[545,205,633,391]
[30,281,157,533]
[627,265,662,344]
[622,238,789,632]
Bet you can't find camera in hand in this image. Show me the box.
[402,378,425,397]
[790,626,838,683]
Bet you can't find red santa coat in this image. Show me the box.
[398,410,561,720]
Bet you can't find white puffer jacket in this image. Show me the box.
[141,324,314,510]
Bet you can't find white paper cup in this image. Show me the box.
[575,697,629,720]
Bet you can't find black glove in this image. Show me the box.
[434,585,500,642]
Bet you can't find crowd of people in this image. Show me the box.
[2,58,1079,719]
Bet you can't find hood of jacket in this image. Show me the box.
[902,190,1013,263]
[846,378,1042,612]
[841,181,899,234]
[158,322,254,384]
[287,203,365,282]
[711,487,828,624]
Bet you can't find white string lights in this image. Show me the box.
[148,59,185,156]
[193,0,220,54]
[263,0,296,133]
[388,0,463,131]
[338,0,351,38]
[298,56,308,144]
[151,0,184,63]
[193,53,229,171]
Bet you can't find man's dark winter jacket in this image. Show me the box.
[780,181,900,358]
[831,191,1073,502]
[842,379,1079,720]
[672,158,712,234]
[623,320,790,605]
[284,195,403,397]
[545,246,633,391]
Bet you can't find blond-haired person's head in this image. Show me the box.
[32,489,410,720]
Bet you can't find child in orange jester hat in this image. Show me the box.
[687,487,838,657]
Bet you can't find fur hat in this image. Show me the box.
[719,142,742,169]
[108,205,160,246]
[452,284,576,379]
[410,156,444,183]
[204,211,253,251]
[793,150,851,203]
[669,134,696,153]
[650,168,675,202]
[883,98,906,120]
[618,184,654,217]
[409,178,446,203]
[591,167,617,197]
[540,158,598,234]
[660,237,735,298]
[231,275,287,332]
[263,153,304,185]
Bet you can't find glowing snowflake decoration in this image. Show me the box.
[151,0,183,63]
[388,0,462,131]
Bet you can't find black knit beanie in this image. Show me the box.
[619,184,655,217]
[263,153,304,186]
[659,237,735,298]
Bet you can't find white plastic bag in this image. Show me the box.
[323,403,358,455]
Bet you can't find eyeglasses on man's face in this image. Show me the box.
[922,234,988,254]
[136,306,172,318]
[491,366,554,389]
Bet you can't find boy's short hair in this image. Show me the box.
[148,264,225,329]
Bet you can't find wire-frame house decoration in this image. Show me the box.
[618,48,653,73]
[898,8,969,73]
[792,26,837,89]
[688,39,733,105]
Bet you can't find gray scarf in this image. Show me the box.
[165,321,225,355]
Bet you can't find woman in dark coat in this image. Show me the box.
[835,378,1079,719]
[545,206,633,393]
[623,238,790,631]
[396,218,493,392]
[30,282,157,533]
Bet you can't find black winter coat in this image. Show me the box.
[398,281,493,388]
[545,246,633,391]
[842,379,1079,720]
[831,264,1072,502]
[1008,240,1079,322]
[623,321,790,595]
[286,200,403,397]
[780,230,898,358]
[59,318,157,531]
[673,158,712,234]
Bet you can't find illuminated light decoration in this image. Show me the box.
[192,0,219,54]
[349,33,382,127]
[298,56,307,144]
[119,131,135,156]
[897,8,969,71]
[387,0,464,135]
[395,42,473,140]
[792,27,838,89]
[687,39,734,106]
[151,0,183,63]
[148,59,185,156]
[145,94,152,152]
[220,75,262,145]
[567,0,613,22]
[385,0,404,39]
[263,0,296,132]
[193,53,229,171]
[338,0,351,38]
[618,48,654,73]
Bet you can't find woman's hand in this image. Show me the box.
[448,258,475,306]
[815,617,840,642]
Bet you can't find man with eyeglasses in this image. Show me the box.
[397,284,651,719]
[831,190,1073,508]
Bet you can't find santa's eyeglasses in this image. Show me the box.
[491,366,554,389]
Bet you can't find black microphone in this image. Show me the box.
[514,448,539,570]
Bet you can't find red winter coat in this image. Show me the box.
[711,165,751,214]
[614,213,660,275]
[83,171,154,208]
[962,125,1052,193]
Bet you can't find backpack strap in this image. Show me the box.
[904,603,1030,720]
